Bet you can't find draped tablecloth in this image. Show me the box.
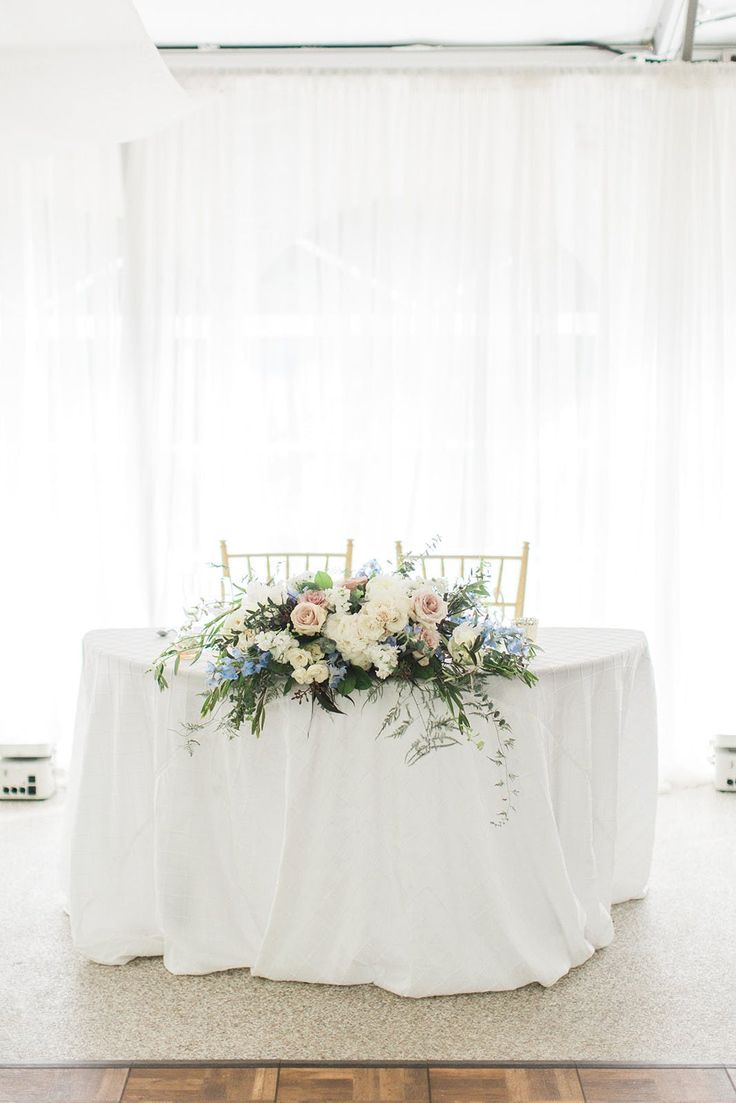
[63,627,657,997]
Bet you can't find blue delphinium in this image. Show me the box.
[356,558,382,578]
[205,661,223,688]
[327,653,347,688]
[481,621,528,657]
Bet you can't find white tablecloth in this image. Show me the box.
[63,627,657,997]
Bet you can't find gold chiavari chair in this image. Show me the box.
[395,541,530,619]
[219,539,354,597]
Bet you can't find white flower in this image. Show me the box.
[306,661,329,684]
[355,610,388,642]
[255,629,295,662]
[326,586,351,615]
[323,613,374,669]
[365,574,410,604]
[363,577,411,634]
[372,643,400,680]
[287,571,314,591]
[452,624,480,648]
[449,623,482,666]
[291,661,330,685]
[222,603,247,635]
[242,580,287,610]
[286,647,310,669]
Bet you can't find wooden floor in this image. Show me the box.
[0,1066,734,1103]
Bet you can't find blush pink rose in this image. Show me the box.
[418,624,441,650]
[411,588,448,625]
[342,576,369,592]
[299,589,329,606]
[290,601,327,636]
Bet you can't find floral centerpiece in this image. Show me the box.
[153,556,538,823]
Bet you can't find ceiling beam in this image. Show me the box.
[681,0,699,59]
[653,0,702,59]
[653,0,687,56]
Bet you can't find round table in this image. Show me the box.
[63,627,658,997]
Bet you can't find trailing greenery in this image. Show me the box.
[153,555,537,824]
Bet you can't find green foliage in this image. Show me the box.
[150,559,539,825]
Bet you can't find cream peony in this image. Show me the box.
[410,587,448,626]
[363,576,411,635]
[365,574,410,604]
[355,610,388,642]
[290,601,327,636]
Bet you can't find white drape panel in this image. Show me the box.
[1,64,735,781]
[0,151,152,743]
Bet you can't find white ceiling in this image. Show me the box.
[696,3,736,43]
[133,0,667,48]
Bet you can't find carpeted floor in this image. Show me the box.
[1,786,734,1064]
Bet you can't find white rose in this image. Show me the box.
[292,666,313,685]
[286,647,310,669]
[307,661,329,684]
[449,623,482,665]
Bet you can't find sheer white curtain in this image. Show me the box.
[0,149,154,744]
[2,64,735,780]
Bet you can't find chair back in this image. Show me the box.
[220,539,354,595]
[395,541,529,619]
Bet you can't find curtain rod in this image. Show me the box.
[156,41,631,54]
